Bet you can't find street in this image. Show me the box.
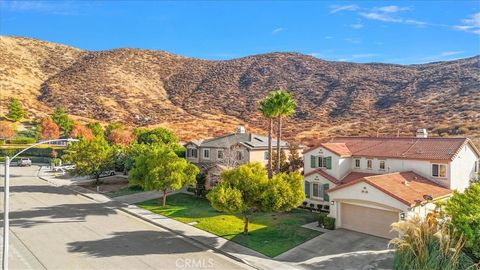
[0,165,252,270]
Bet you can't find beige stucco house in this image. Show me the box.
[303,129,480,239]
[185,126,302,188]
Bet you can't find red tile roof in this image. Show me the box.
[305,136,479,161]
[328,171,452,206]
[320,143,352,157]
[340,172,379,184]
[304,169,340,184]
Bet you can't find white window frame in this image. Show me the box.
[432,163,447,178]
[379,160,386,171]
[203,149,210,159]
[217,149,223,159]
[354,159,361,168]
[367,159,373,170]
[312,183,320,198]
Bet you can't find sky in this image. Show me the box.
[1,0,479,64]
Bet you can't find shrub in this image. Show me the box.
[324,217,335,230]
[186,186,196,193]
[318,212,328,227]
[11,137,36,144]
[309,203,315,211]
[323,205,330,211]
[301,201,308,208]
[316,204,323,211]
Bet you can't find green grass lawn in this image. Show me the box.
[137,193,321,257]
[105,185,144,198]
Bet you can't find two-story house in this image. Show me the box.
[185,126,302,188]
[303,130,479,239]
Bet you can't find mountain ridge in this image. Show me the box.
[1,35,479,145]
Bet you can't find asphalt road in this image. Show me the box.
[0,165,252,270]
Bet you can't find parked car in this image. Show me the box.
[53,164,76,172]
[17,158,32,167]
[99,170,116,178]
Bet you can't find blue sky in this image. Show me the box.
[1,1,479,64]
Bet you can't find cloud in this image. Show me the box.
[440,51,464,56]
[344,37,361,44]
[324,36,334,40]
[352,53,379,59]
[272,28,285,35]
[373,5,410,13]
[0,0,99,15]
[350,23,364,29]
[329,4,358,14]
[454,12,480,34]
[360,12,402,23]
[421,51,466,62]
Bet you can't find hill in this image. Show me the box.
[1,36,479,145]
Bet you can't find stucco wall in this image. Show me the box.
[303,172,338,204]
[303,147,340,178]
[450,143,479,192]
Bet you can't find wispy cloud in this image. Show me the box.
[352,53,379,59]
[421,51,466,62]
[360,12,402,23]
[324,36,334,40]
[350,23,364,29]
[454,12,480,34]
[440,51,464,56]
[0,0,99,15]
[329,4,358,14]
[271,27,285,35]
[372,5,410,13]
[344,37,361,44]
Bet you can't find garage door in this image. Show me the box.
[341,203,399,239]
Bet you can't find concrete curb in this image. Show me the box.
[35,166,260,270]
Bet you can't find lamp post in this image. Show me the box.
[2,138,78,269]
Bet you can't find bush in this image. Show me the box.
[318,212,328,227]
[11,137,36,144]
[324,217,335,230]
[301,201,308,208]
[186,186,196,193]
[0,147,64,158]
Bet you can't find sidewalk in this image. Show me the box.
[36,166,297,270]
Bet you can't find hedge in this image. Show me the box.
[0,156,52,164]
[324,217,336,230]
[0,147,64,158]
[318,212,328,227]
[11,137,36,144]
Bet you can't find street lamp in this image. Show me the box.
[2,138,78,269]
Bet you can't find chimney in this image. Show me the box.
[416,128,428,138]
[236,126,246,134]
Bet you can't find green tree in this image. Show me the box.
[207,163,269,234]
[259,92,279,178]
[7,97,26,121]
[262,172,304,212]
[129,144,199,206]
[87,122,104,138]
[272,149,289,173]
[444,183,480,262]
[135,127,184,155]
[124,143,150,173]
[52,106,73,134]
[105,122,123,138]
[269,90,296,173]
[62,137,113,185]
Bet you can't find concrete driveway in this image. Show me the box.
[275,229,394,270]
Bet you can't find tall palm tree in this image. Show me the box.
[259,93,278,179]
[270,90,296,173]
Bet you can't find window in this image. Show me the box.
[264,151,269,160]
[217,149,223,159]
[367,159,373,169]
[379,160,386,170]
[323,183,330,202]
[186,149,191,157]
[203,149,210,159]
[304,181,310,198]
[310,155,332,169]
[318,157,325,168]
[192,149,198,158]
[432,164,447,177]
[354,159,361,168]
[236,151,244,161]
[187,148,198,158]
[312,183,320,197]
[475,161,478,173]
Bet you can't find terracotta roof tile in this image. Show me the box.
[320,143,352,157]
[304,169,341,184]
[328,171,452,206]
[340,172,379,184]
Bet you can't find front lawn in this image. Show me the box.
[137,193,321,257]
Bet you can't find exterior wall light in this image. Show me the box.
[330,201,335,205]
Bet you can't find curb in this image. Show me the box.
[35,166,259,270]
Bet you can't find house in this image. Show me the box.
[185,126,303,188]
[303,129,480,239]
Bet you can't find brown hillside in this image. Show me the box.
[1,36,479,144]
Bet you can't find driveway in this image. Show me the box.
[275,229,394,270]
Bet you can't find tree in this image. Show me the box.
[52,106,73,134]
[129,144,199,206]
[287,143,303,172]
[62,137,114,185]
[107,128,135,146]
[70,124,94,140]
[207,163,269,234]
[272,149,289,173]
[124,143,150,173]
[269,90,296,173]
[135,127,184,155]
[87,122,104,138]
[259,92,279,178]
[444,183,480,262]
[0,120,15,142]
[38,117,60,140]
[7,97,26,121]
[262,172,304,212]
[105,122,123,138]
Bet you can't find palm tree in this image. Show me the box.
[259,93,278,179]
[270,90,296,173]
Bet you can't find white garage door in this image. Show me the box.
[341,203,399,239]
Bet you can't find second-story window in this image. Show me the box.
[236,151,244,161]
[217,149,223,159]
[432,164,446,177]
[379,160,386,170]
[367,159,373,169]
[354,159,361,168]
[203,149,210,159]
